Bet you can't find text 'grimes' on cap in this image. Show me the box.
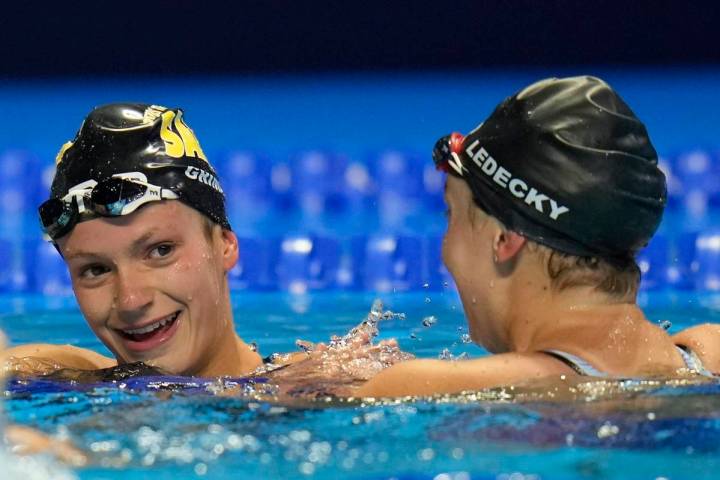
[48,103,230,234]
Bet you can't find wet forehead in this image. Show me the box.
[59,201,202,257]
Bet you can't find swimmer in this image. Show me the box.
[356,76,720,397]
[2,104,265,377]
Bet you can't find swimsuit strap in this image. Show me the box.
[676,345,716,377]
[545,346,716,378]
[542,349,609,377]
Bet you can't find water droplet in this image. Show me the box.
[424,297,431,304]
[597,422,619,439]
[249,341,258,352]
[422,316,437,327]
[443,281,449,287]
[409,333,419,340]
[659,320,672,330]
[489,280,495,288]
[461,333,472,344]
[422,283,429,289]
[472,297,477,304]
[438,348,452,360]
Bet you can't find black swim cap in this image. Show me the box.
[48,103,230,234]
[438,76,666,261]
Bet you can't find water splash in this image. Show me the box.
[257,300,414,397]
[422,316,437,328]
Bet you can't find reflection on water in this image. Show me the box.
[0,447,77,480]
[1,375,77,479]
[3,296,720,479]
[5,369,720,479]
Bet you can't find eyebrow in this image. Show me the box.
[64,229,162,261]
[129,230,161,255]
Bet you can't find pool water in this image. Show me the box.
[1,71,720,479]
[3,291,720,480]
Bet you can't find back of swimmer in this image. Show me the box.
[355,75,720,398]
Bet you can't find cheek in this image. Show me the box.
[442,223,466,277]
[73,286,112,332]
[171,249,225,302]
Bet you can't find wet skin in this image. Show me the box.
[441,175,509,352]
[354,177,720,397]
[53,201,261,377]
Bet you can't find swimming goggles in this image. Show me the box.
[39,172,179,241]
[432,132,465,174]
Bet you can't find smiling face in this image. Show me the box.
[57,201,240,375]
[442,176,509,352]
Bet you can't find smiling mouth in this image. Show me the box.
[117,311,181,343]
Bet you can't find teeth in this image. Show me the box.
[123,312,178,336]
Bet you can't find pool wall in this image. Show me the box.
[0,70,719,294]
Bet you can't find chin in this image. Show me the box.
[146,355,192,375]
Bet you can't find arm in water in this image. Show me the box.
[1,343,116,376]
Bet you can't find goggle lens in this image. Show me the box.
[39,177,171,241]
[39,198,79,239]
[92,178,149,216]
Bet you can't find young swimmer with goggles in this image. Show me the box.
[3,104,266,377]
[355,76,720,397]
[3,103,407,391]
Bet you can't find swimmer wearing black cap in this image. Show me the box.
[2,104,265,377]
[357,76,720,397]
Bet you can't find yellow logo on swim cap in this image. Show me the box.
[55,140,74,165]
[143,105,167,124]
[159,109,208,163]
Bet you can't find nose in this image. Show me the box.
[113,266,154,316]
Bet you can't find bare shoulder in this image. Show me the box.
[354,352,570,398]
[2,343,116,373]
[672,323,720,373]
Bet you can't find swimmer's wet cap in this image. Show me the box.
[436,76,666,261]
[44,103,230,239]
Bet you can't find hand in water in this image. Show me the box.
[258,300,414,398]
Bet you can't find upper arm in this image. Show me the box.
[1,344,115,374]
[354,353,570,398]
[673,323,720,374]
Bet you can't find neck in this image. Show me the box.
[193,292,262,377]
[197,333,262,377]
[499,251,640,353]
[508,288,636,348]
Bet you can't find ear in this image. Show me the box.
[492,229,526,263]
[218,229,239,272]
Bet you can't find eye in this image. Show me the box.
[149,243,174,259]
[79,264,110,280]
